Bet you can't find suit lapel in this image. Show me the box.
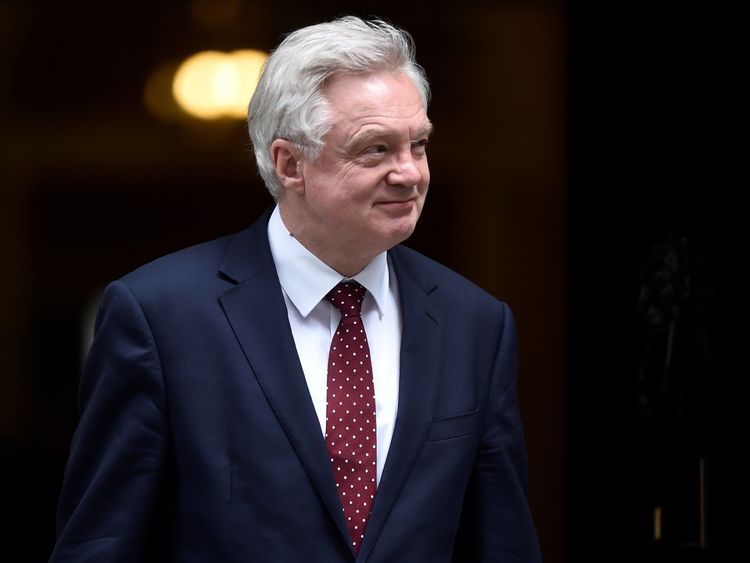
[217,212,351,549]
[358,246,445,561]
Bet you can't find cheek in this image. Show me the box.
[338,170,382,202]
[420,160,430,186]
[334,160,362,185]
[419,170,430,196]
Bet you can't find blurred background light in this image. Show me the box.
[170,49,267,120]
[143,60,185,122]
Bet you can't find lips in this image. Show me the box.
[375,198,416,210]
[375,194,417,205]
[378,199,413,205]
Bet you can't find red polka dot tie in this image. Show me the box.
[325,281,377,554]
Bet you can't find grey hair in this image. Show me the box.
[247,16,431,199]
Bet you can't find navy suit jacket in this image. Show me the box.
[51,210,542,562]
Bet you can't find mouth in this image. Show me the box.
[375,198,416,211]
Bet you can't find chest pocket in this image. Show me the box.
[426,408,479,442]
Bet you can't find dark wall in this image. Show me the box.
[567,3,746,561]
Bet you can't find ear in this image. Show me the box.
[270,139,305,194]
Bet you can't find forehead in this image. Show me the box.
[323,71,429,131]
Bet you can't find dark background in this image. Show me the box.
[567,3,745,562]
[1,1,745,561]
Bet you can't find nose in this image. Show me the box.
[386,153,423,187]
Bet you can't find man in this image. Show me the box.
[50,16,542,562]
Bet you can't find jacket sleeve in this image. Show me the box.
[50,280,169,563]
[452,303,543,562]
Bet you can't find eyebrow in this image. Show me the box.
[346,120,434,151]
[416,120,434,139]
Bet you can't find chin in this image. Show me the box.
[385,222,418,247]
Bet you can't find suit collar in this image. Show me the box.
[218,207,275,284]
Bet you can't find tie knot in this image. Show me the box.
[325,281,366,318]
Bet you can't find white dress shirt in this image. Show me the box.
[267,205,401,484]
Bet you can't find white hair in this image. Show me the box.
[247,16,431,199]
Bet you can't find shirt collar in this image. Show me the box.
[267,205,389,318]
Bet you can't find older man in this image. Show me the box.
[50,16,542,562]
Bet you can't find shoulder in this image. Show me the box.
[94,229,252,340]
[116,208,273,300]
[119,233,236,295]
[390,244,510,317]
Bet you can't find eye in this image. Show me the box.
[364,144,388,155]
[411,138,429,155]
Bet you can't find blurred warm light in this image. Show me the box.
[172,49,267,120]
[143,60,185,122]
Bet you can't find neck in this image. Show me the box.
[278,204,375,277]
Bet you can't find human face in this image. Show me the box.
[286,70,431,275]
